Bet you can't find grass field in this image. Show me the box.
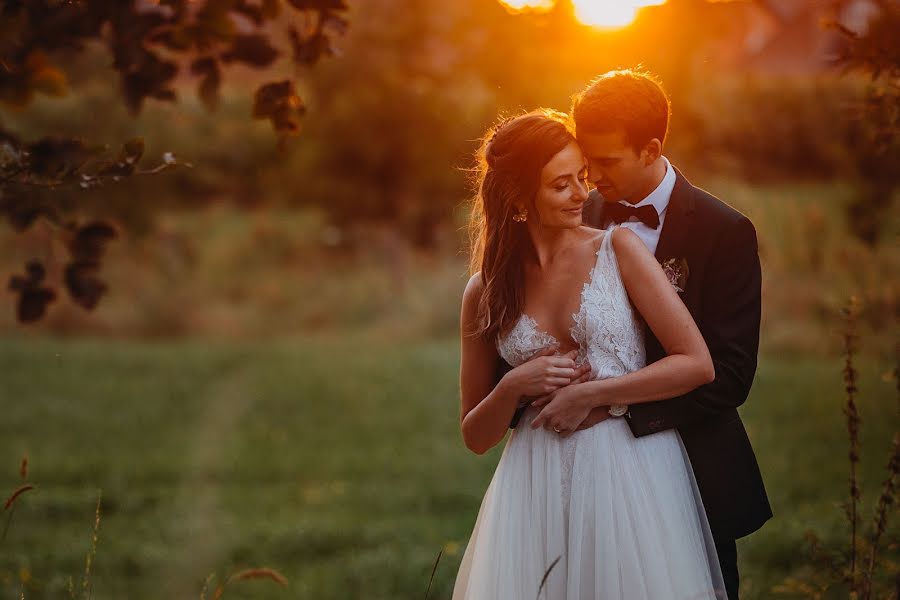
[0,335,896,599]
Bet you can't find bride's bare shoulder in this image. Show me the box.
[609,226,647,257]
[461,272,485,310]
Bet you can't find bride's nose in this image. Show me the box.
[573,179,589,202]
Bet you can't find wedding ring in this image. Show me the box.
[553,427,562,433]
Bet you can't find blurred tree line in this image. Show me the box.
[1,0,347,321]
[2,0,897,322]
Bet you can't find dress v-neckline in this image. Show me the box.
[520,230,608,352]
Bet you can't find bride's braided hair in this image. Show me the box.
[468,109,575,341]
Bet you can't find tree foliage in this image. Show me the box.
[0,0,347,322]
[830,0,900,245]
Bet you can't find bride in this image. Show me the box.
[454,109,726,599]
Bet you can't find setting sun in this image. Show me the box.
[498,0,667,29]
[573,0,667,28]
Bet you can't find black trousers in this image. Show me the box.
[713,536,739,600]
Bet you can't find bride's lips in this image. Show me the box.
[563,206,583,216]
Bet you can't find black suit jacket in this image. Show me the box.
[504,167,772,540]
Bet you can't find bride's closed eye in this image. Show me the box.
[554,170,590,192]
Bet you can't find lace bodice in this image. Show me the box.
[496,226,646,379]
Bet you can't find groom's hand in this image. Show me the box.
[575,407,610,431]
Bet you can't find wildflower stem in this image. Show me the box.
[842,297,861,593]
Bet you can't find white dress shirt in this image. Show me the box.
[608,156,675,256]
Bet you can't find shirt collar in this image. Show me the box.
[619,156,675,215]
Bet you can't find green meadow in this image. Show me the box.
[0,335,896,599]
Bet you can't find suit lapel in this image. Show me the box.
[654,167,696,261]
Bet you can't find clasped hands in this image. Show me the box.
[507,346,611,438]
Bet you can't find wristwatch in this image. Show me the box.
[608,404,629,418]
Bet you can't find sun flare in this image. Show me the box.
[498,0,667,29]
[573,0,666,28]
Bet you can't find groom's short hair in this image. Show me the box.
[572,69,671,152]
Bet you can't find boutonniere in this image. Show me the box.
[660,257,689,293]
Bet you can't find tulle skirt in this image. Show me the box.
[452,407,727,600]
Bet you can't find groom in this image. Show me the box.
[510,70,772,600]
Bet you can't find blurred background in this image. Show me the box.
[0,0,897,598]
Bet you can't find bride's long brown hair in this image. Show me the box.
[468,109,576,341]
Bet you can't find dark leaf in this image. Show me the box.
[25,259,45,282]
[8,260,56,322]
[121,51,178,115]
[64,260,107,310]
[17,287,56,322]
[288,26,331,67]
[7,275,26,292]
[109,12,170,71]
[272,104,303,133]
[191,57,221,110]
[222,34,280,68]
[253,80,305,140]
[68,220,118,262]
[252,80,298,118]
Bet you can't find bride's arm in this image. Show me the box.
[577,228,714,406]
[459,274,575,453]
[459,274,525,454]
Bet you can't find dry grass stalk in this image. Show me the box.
[536,555,561,600]
[19,456,27,481]
[842,296,862,592]
[861,362,900,599]
[2,483,34,543]
[226,567,288,586]
[202,566,290,599]
[80,490,102,600]
[3,485,34,511]
[424,548,442,600]
[863,431,900,597]
[199,573,216,600]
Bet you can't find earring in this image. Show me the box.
[512,208,528,223]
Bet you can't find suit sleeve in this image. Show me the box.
[625,215,761,436]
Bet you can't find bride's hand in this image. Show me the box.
[529,362,592,409]
[504,347,579,399]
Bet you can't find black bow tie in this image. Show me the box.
[605,202,660,229]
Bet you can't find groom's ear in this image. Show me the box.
[641,138,663,166]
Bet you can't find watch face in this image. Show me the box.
[608,404,628,417]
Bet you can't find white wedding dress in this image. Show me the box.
[453,227,726,599]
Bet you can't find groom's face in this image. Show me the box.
[577,129,653,205]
